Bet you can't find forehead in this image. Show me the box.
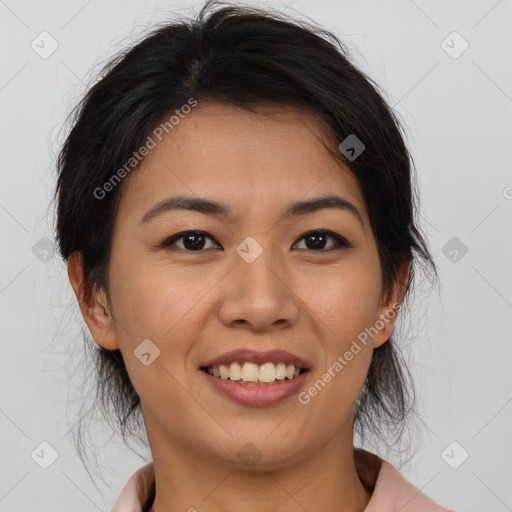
[116,101,367,223]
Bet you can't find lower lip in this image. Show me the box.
[201,370,310,406]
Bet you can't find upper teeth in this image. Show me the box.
[207,362,301,382]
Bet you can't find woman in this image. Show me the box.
[53,1,452,510]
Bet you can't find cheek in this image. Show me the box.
[302,305,375,424]
[304,262,382,341]
[303,264,379,400]
[107,264,205,417]
[109,253,208,338]
[107,261,196,381]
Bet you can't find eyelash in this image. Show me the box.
[157,230,352,253]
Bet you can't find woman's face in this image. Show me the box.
[70,101,406,468]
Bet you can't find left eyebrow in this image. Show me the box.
[140,194,364,229]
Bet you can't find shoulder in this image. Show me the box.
[355,448,454,512]
[111,461,155,512]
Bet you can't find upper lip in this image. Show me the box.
[201,349,312,370]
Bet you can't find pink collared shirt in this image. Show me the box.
[111,449,454,512]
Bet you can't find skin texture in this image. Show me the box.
[68,101,409,512]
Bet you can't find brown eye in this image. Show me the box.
[159,231,220,251]
[293,230,350,251]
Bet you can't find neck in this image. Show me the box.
[146,423,371,512]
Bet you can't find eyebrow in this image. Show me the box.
[140,194,364,228]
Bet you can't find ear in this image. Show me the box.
[67,252,119,350]
[373,260,410,348]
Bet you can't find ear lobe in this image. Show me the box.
[373,260,410,348]
[67,252,119,351]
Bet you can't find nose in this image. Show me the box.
[217,242,301,332]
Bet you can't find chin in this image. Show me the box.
[201,434,310,471]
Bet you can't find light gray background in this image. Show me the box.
[0,0,511,511]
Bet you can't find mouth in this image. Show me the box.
[199,349,312,406]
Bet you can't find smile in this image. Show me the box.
[201,364,310,406]
[202,361,306,385]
